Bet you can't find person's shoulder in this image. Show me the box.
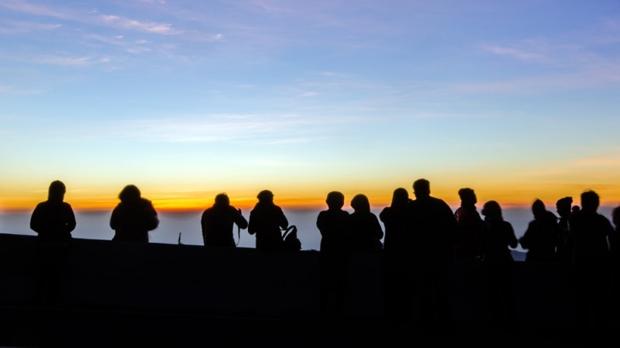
[431,196,449,207]
[62,202,74,210]
[141,198,156,210]
[596,213,612,225]
[545,211,558,221]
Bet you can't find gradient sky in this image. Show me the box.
[1,0,620,211]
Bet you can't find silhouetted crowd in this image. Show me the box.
[28,179,620,328]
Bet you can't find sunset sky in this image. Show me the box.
[1,0,620,212]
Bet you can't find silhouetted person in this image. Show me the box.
[612,207,620,261]
[248,190,288,251]
[519,199,559,263]
[110,185,159,242]
[570,191,613,328]
[409,179,457,327]
[317,192,350,254]
[201,193,248,247]
[556,197,574,264]
[481,200,517,324]
[454,188,484,262]
[380,188,413,322]
[30,181,75,305]
[30,180,76,241]
[611,207,620,320]
[348,194,383,252]
[317,191,350,316]
[381,188,411,253]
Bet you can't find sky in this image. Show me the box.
[1,0,620,212]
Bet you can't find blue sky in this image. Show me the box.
[1,0,620,210]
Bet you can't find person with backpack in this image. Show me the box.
[248,190,289,251]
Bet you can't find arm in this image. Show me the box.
[379,207,389,223]
[373,214,384,240]
[64,204,76,233]
[248,210,256,235]
[519,223,531,249]
[605,219,614,252]
[234,208,248,229]
[507,222,518,249]
[30,204,43,234]
[278,207,288,229]
[110,206,120,230]
[145,202,159,231]
[316,212,326,237]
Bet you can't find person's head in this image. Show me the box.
[119,185,141,203]
[325,191,344,210]
[458,188,477,206]
[48,180,66,202]
[257,190,274,204]
[351,194,370,213]
[413,179,430,199]
[613,206,620,228]
[532,199,546,219]
[481,200,503,221]
[581,190,600,213]
[391,188,409,208]
[214,193,230,207]
[556,197,573,218]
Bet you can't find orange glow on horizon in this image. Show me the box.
[2,183,619,214]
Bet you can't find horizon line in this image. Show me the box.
[3,201,619,215]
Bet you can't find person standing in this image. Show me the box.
[248,190,288,251]
[409,179,457,326]
[519,200,559,263]
[201,193,248,247]
[481,200,518,324]
[571,191,613,328]
[348,194,383,252]
[110,185,159,242]
[30,180,76,241]
[30,180,76,304]
[317,191,350,316]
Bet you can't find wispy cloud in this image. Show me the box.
[468,30,620,94]
[0,0,69,19]
[480,44,547,62]
[0,20,62,34]
[299,91,319,97]
[118,114,358,144]
[99,15,178,35]
[0,0,179,35]
[33,55,112,67]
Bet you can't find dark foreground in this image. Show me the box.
[0,234,618,346]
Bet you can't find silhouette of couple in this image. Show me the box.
[202,189,291,251]
[31,183,160,243]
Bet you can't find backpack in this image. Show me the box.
[282,225,302,252]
